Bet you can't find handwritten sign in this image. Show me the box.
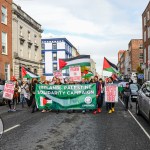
[53,70,64,83]
[105,84,118,102]
[69,66,81,82]
[3,83,15,100]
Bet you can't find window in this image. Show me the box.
[1,6,7,24]
[28,43,32,48]
[20,26,23,36]
[53,63,57,71]
[144,31,146,42]
[148,27,150,39]
[147,11,150,21]
[20,48,23,57]
[41,43,45,50]
[52,43,57,50]
[144,16,146,26]
[144,48,146,63]
[28,31,30,40]
[139,53,144,59]
[41,54,45,62]
[2,32,7,54]
[34,34,37,43]
[35,50,37,60]
[28,49,31,59]
[34,69,37,74]
[5,64,10,81]
[148,45,150,61]
[52,52,57,61]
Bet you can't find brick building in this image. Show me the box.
[117,50,125,73]
[142,1,150,80]
[0,0,12,81]
[128,39,143,73]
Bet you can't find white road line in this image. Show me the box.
[119,99,150,140]
[4,124,20,133]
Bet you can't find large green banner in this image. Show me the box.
[35,84,96,110]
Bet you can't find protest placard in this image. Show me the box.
[3,82,15,100]
[69,66,81,82]
[105,84,118,102]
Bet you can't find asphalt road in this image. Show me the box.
[0,99,150,150]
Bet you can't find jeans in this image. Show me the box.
[20,94,25,107]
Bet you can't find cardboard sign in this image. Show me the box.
[53,70,64,83]
[105,84,118,103]
[69,66,81,82]
[3,82,15,100]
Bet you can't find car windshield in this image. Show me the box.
[130,84,139,91]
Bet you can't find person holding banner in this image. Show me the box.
[107,77,115,114]
[99,78,105,109]
[93,76,101,114]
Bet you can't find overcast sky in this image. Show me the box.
[13,0,149,75]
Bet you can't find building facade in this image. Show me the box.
[142,2,150,80]
[12,3,43,79]
[124,50,130,77]
[90,59,96,76]
[128,39,143,74]
[0,0,12,81]
[117,50,125,73]
[41,38,78,80]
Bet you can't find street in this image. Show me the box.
[0,99,150,150]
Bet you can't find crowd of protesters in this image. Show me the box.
[2,74,130,114]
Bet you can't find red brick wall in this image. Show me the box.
[0,0,12,80]
[130,40,143,72]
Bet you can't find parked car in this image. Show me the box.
[129,83,140,102]
[0,85,5,106]
[136,81,150,124]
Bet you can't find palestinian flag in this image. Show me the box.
[82,71,94,78]
[103,57,118,73]
[59,55,91,70]
[40,97,52,106]
[22,67,39,79]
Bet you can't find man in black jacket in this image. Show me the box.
[123,83,131,111]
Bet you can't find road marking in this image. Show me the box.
[119,99,150,140]
[4,124,20,133]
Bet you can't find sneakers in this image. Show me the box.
[97,108,102,113]
[93,110,97,114]
[111,108,115,112]
[12,109,16,112]
[108,110,112,114]
[82,110,86,114]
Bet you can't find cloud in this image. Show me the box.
[14,0,149,75]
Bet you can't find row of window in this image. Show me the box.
[41,43,72,54]
[20,26,37,43]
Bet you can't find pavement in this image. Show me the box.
[0,99,150,150]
